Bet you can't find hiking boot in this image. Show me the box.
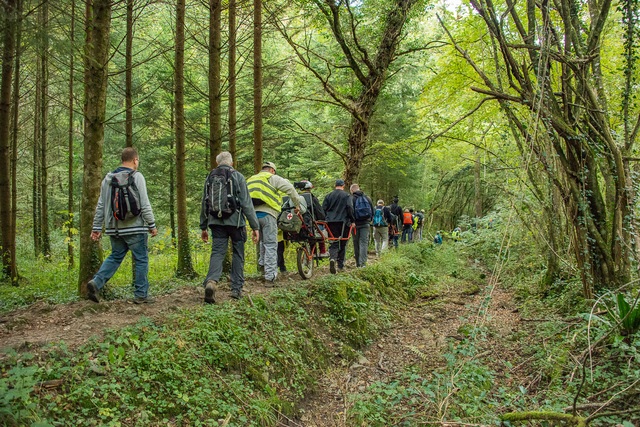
[133,296,154,304]
[230,290,242,300]
[87,280,99,303]
[263,277,277,288]
[204,280,217,304]
[330,259,336,274]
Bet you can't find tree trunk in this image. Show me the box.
[40,0,51,259]
[174,0,196,278]
[125,0,133,148]
[169,94,175,244]
[0,0,18,281]
[228,0,237,165]
[67,0,75,269]
[474,145,482,219]
[78,0,111,296]
[9,0,22,283]
[253,0,262,173]
[209,0,222,168]
[33,49,42,258]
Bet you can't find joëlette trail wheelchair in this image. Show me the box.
[281,208,355,279]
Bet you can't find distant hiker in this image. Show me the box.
[87,147,158,304]
[402,208,414,243]
[322,179,354,274]
[452,227,462,242]
[433,231,443,245]
[414,209,425,241]
[350,184,374,268]
[298,180,328,257]
[247,161,301,285]
[389,196,403,249]
[372,199,393,256]
[200,151,260,302]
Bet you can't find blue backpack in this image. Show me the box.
[353,195,372,221]
[372,206,387,227]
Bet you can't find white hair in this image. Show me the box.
[216,151,233,166]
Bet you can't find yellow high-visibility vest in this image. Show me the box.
[247,171,281,211]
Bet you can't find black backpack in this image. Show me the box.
[206,167,239,219]
[111,170,141,221]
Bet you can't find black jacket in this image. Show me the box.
[301,192,325,220]
[322,189,353,223]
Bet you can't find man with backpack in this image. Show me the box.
[372,199,393,256]
[247,161,301,284]
[87,147,157,304]
[200,151,260,302]
[298,180,328,257]
[322,179,354,274]
[402,208,414,243]
[389,196,403,249]
[349,184,374,268]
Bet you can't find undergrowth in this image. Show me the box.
[0,242,439,426]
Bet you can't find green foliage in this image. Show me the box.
[0,246,442,425]
[612,292,640,337]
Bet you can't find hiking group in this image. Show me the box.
[86,148,429,305]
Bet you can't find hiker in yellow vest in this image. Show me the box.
[247,162,301,284]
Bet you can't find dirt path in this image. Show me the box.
[0,271,310,353]
[296,277,521,426]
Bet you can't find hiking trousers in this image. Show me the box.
[257,214,278,281]
[353,224,370,267]
[205,225,247,293]
[373,226,389,255]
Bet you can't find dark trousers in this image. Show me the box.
[328,222,349,269]
[205,225,247,293]
[277,240,286,272]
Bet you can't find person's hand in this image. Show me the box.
[251,229,260,243]
[91,231,101,241]
[150,228,158,237]
[294,207,300,214]
[201,230,209,243]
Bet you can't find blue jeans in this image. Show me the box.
[401,225,413,243]
[92,233,149,298]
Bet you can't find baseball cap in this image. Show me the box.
[335,179,345,186]
[262,161,277,172]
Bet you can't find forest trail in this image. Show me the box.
[0,256,523,426]
[296,274,522,426]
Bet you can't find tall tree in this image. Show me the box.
[0,0,18,282]
[9,0,23,282]
[441,0,640,296]
[174,0,196,278]
[209,0,222,167]
[228,0,237,164]
[39,0,51,259]
[275,0,420,184]
[78,0,112,295]
[253,0,262,173]
[67,0,76,269]
[125,0,134,147]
